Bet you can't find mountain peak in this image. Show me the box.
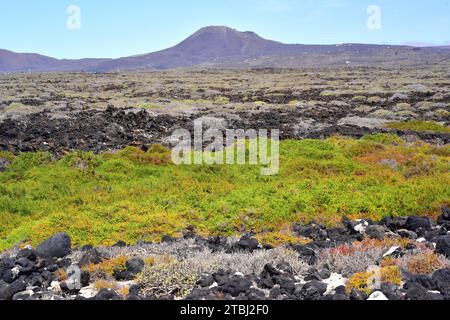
[189,26,264,41]
[194,25,236,33]
[2,25,450,72]
[173,26,281,60]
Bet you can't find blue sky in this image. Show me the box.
[1,0,449,59]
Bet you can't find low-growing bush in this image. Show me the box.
[137,258,201,298]
[317,238,413,277]
[83,256,128,278]
[403,154,436,178]
[367,96,382,104]
[351,96,367,103]
[137,247,308,298]
[405,252,447,274]
[118,145,171,165]
[386,120,450,133]
[0,137,448,250]
[370,109,395,119]
[346,271,373,295]
[54,268,68,281]
[318,246,385,277]
[435,109,450,119]
[361,133,404,146]
[93,279,118,291]
[393,103,412,112]
[380,266,402,285]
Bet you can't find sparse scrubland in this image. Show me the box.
[0,134,448,251]
[0,68,449,301]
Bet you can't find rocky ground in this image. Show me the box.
[1,207,450,301]
[1,68,449,301]
[0,68,449,155]
[0,103,449,156]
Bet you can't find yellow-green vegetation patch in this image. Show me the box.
[346,266,403,295]
[320,90,340,97]
[346,271,373,295]
[133,102,164,110]
[83,256,128,278]
[386,120,450,134]
[214,96,230,104]
[6,102,26,111]
[0,134,449,251]
[351,96,367,103]
[435,109,450,119]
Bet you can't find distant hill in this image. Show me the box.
[0,49,109,72]
[1,26,450,72]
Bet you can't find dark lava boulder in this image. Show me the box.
[161,235,177,243]
[350,289,368,301]
[298,281,328,300]
[15,257,35,275]
[231,235,259,252]
[435,236,450,258]
[432,268,450,295]
[246,288,266,300]
[380,216,407,231]
[365,225,386,240]
[114,257,145,281]
[0,157,10,172]
[259,264,282,289]
[112,240,127,248]
[272,274,296,294]
[329,286,349,300]
[16,248,37,262]
[197,274,215,288]
[293,223,327,241]
[291,244,317,265]
[0,258,15,270]
[438,206,450,229]
[59,281,81,295]
[213,270,230,286]
[1,268,16,283]
[79,248,104,267]
[0,279,27,300]
[35,233,71,259]
[94,288,122,300]
[326,227,362,243]
[80,270,91,287]
[424,228,447,242]
[404,281,428,300]
[412,274,437,290]
[207,236,229,252]
[404,216,432,232]
[380,283,403,300]
[397,229,418,240]
[219,276,252,297]
[125,257,145,274]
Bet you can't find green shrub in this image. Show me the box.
[0,137,448,251]
[386,121,450,133]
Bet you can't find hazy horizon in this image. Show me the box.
[1,0,449,59]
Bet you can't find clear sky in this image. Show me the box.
[1,0,449,59]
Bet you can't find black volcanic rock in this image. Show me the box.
[0,279,27,300]
[432,269,450,295]
[0,157,10,172]
[404,216,432,232]
[231,235,259,252]
[35,233,71,259]
[435,236,450,258]
[438,206,450,226]
[79,248,103,267]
